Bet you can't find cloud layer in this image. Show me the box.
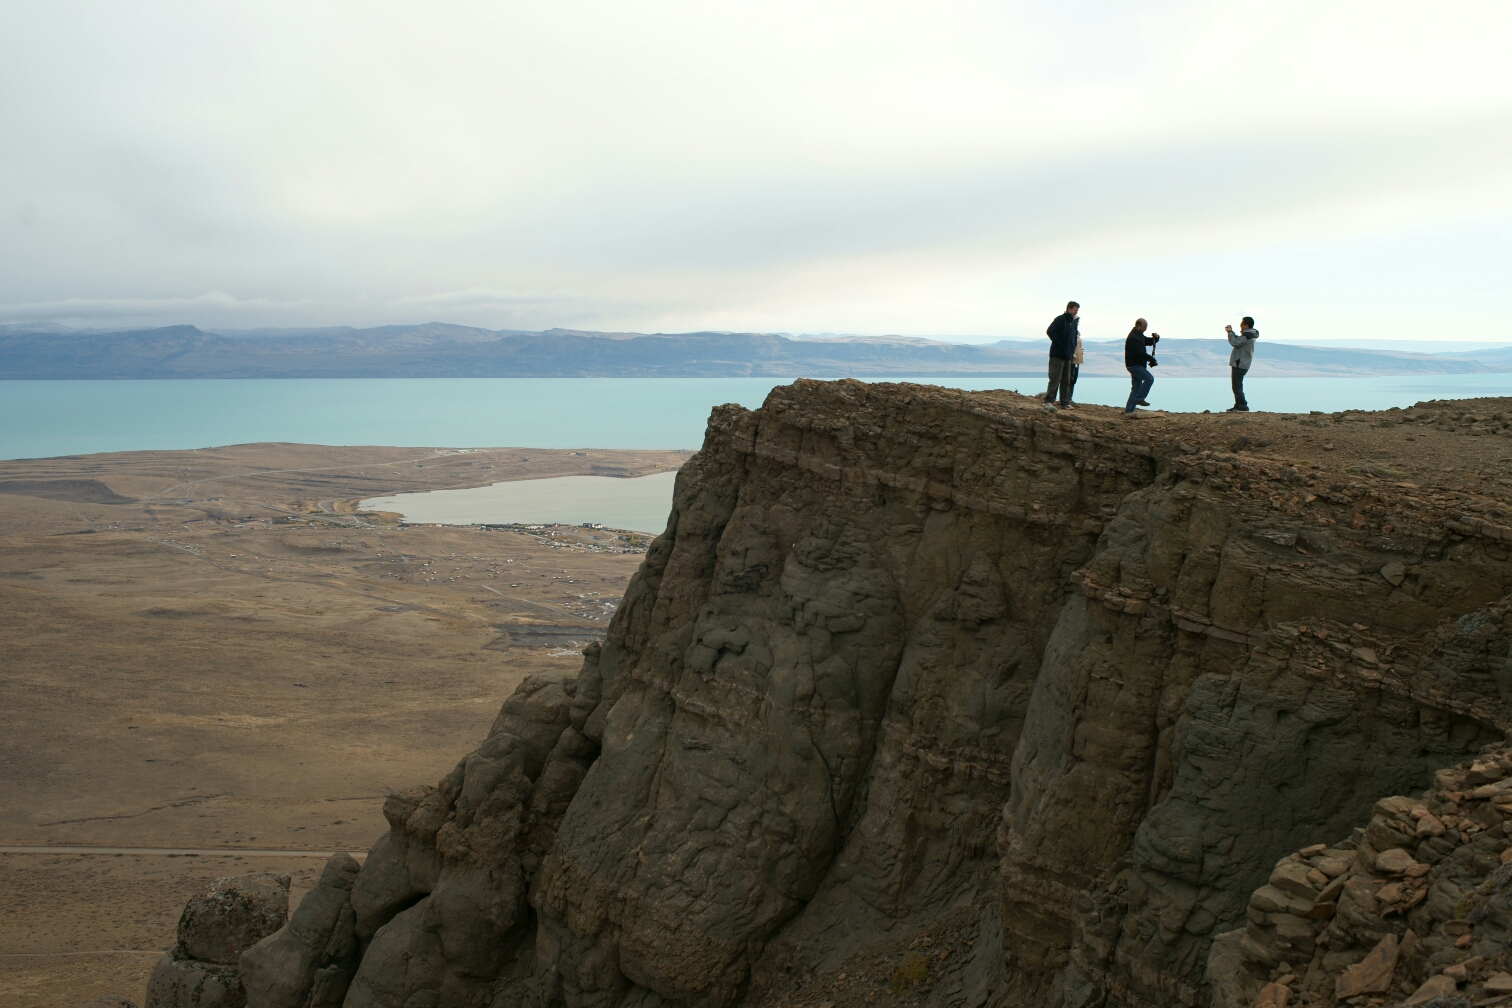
[2,1,1508,342]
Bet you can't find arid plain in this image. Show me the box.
[0,443,690,1007]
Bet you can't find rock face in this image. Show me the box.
[145,873,289,1008]
[155,384,1512,1008]
[1210,742,1512,1006]
[241,854,361,1008]
[337,668,589,1007]
[146,957,245,1008]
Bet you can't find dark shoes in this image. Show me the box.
[1136,400,1150,406]
[1226,405,1250,412]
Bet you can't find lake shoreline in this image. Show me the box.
[362,469,682,534]
[6,374,1512,461]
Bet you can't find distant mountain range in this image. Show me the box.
[1,322,1508,379]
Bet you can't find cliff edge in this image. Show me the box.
[149,381,1512,1008]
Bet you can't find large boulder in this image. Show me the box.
[239,853,361,1008]
[144,872,290,1008]
[179,873,290,965]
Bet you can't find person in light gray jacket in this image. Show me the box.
[1225,316,1258,412]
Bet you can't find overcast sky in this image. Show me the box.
[2,1,1508,343]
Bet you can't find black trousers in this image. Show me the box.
[1044,358,1075,404]
[1231,366,1249,408]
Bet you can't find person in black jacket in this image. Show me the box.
[1043,301,1080,410]
[1123,318,1159,416]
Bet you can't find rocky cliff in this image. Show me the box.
[1210,736,1512,1007]
[146,381,1512,1008]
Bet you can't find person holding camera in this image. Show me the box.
[1225,316,1259,412]
[1123,318,1159,416]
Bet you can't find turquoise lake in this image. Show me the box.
[4,374,1512,461]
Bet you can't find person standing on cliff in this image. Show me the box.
[1043,301,1080,411]
[1123,319,1159,416]
[1067,327,1083,401]
[1225,316,1259,412]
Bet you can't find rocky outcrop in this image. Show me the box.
[1211,740,1512,1006]
[241,855,360,1008]
[154,384,1512,1008]
[181,874,292,966]
[146,872,289,1008]
[336,668,590,1007]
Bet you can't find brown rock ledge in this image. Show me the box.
[147,383,1512,1008]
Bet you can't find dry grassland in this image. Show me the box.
[0,443,690,1007]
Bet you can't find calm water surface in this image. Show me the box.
[363,471,679,534]
[5,374,1511,461]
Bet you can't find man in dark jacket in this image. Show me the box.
[1123,319,1159,416]
[1043,301,1079,410]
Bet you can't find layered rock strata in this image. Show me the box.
[147,384,1512,1008]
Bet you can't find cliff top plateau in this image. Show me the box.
[131,382,1512,1008]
